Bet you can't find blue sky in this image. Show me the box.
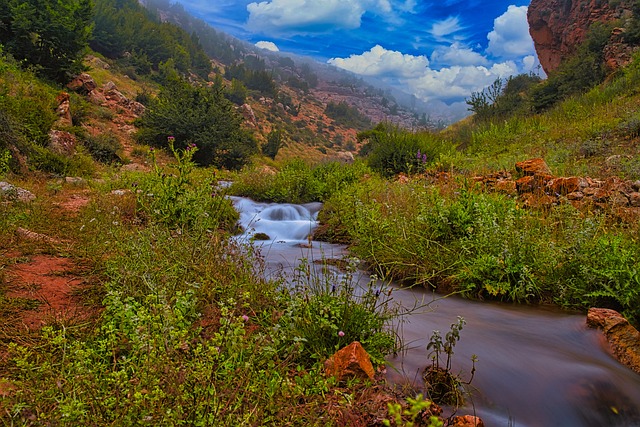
[174,0,541,120]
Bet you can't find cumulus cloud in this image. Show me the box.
[255,41,280,51]
[430,43,489,67]
[328,45,429,78]
[487,5,536,58]
[246,0,392,33]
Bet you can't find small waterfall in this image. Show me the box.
[230,196,322,244]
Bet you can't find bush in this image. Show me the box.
[277,258,399,366]
[135,138,239,232]
[136,76,258,170]
[358,123,453,177]
[84,133,123,163]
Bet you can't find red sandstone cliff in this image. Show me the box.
[527,0,635,74]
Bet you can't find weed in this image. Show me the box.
[384,394,443,427]
[423,317,475,406]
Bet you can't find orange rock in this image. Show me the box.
[324,341,375,381]
[587,308,640,375]
[515,158,552,176]
[448,415,485,427]
[546,177,587,196]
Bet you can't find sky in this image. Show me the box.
[173,0,542,120]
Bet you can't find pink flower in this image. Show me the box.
[242,315,249,322]
[338,331,345,337]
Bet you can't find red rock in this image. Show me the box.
[547,177,587,196]
[566,191,584,201]
[515,158,552,176]
[448,415,485,427]
[494,180,517,194]
[587,308,640,375]
[324,341,375,381]
[515,175,535,193]
[67,73,96,94]
[527,0,630,74]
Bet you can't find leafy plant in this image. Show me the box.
[136,136,238,231]
[277,258,399,367]
[0,149,11,177]
[423,317,475,406]
[383,394,443,427]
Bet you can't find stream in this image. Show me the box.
[230,196,640,427]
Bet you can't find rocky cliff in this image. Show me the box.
[528,0,635,74]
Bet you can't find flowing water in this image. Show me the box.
[231,196,640,427]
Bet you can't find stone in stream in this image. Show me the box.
[587,308,640,375]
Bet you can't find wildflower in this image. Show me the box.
[416,150,422,160]
[168,136,175,142]
[338,331,345,337]
[422,153,427,163]
[149,147,154,153]
[242,315,249,322]
[211,191,217,198]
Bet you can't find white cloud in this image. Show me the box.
[487,5,536,58]
[430,16,464,40]
[430,43,489,67]
[246,0,393,33]
[328,45,429,78]
[255,41,280,51]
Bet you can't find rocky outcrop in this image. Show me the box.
[324,341,375,381]
[0,182,35,203]
[447,415,485,427]
[475,158,640,212]
[587,308,640,375]
[528,0,635,74]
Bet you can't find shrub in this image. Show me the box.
[358,123,453,177]
[136,76,258,170]
[84,133,123,163]
[136,137,239,232]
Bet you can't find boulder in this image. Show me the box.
[515,158,552,176]
[547,177,587,196]
[55,92,73,127]
[49,130,78,155]
[67,73,97,94]
[0,182,35,203]
[324,341,375,381]
[587,308,640,375]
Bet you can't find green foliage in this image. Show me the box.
[0,148,11,177]
[325,101,371,130]
[318,178,640,325]
[230,159,371,204]
[136,77,258,169]
[225,63,278,97]
[277,258,398,366]
[91,0,212,78]
[383,394,443,427]
[531,23,612,112]
[136,138,239,231]
[225,78,248,105]
[0,55,57,148]
[1,0,93,82]
[467,74,541,122]
[84,133,122,163]
[423,317,475,406]
[358,123,454,177]
[262,128,283,160]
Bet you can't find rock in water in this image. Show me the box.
[587,308,640,375]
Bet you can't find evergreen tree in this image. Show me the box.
[1,0,93,82]
[136,76,258,169]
